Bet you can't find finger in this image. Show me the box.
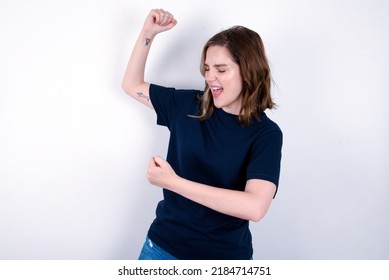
[147,158,158,181]
[154,9,175,26]
[167,18,177,28]
[148,157,160,168]
[153,156,168,167]
[147,158,153,174]
[161,13,173,26]
[160,15,169,26]
[153,9,166,24]
[159,11,169,24]
[153,156,161,167]
[149,9,162,25]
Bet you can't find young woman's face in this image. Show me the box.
[204,45,243,115]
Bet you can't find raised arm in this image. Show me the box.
[121,9,177,109]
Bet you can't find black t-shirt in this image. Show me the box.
[147,84,282,259]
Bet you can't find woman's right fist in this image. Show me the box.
[143,9,177,36]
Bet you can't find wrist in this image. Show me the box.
[140,28,157,39]
[169,174,183,192]
[140,32,155,47]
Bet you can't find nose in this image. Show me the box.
[205,69,216,82]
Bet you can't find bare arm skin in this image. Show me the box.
[121,9,177,109]
[148,156,276,222]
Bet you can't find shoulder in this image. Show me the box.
[150,84,203,109]
[248,113,283,151]
[149,84,203,124]
[253,113,282,136]
[150,84,202,99]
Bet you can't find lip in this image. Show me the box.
[211,88,223,99]
[209,85,223,91]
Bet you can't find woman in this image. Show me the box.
[122,9,282,260]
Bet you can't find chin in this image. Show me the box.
[213,103,223,109]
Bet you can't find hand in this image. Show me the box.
[147,156,178,189]
[142,9,177,37]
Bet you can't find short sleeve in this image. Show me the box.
[149,84,201,129]
[149,84,176,128]
[246,128,283,193]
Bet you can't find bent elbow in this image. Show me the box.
[121,81,132,96]
[247,206,270,222]
[249,213,264,223]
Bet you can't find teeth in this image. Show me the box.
[212,87,222,92]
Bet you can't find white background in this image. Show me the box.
[0,0,388,259]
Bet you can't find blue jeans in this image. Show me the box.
[138,236,178,260]
[138,236,254,260]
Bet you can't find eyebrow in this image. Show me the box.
[204,63,228,68]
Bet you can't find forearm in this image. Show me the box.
[121,30,154,97]
[148,157,275,222]
[170,177,270,222]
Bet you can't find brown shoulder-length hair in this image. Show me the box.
[197,26,275,127]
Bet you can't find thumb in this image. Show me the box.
[153,156,165,167]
